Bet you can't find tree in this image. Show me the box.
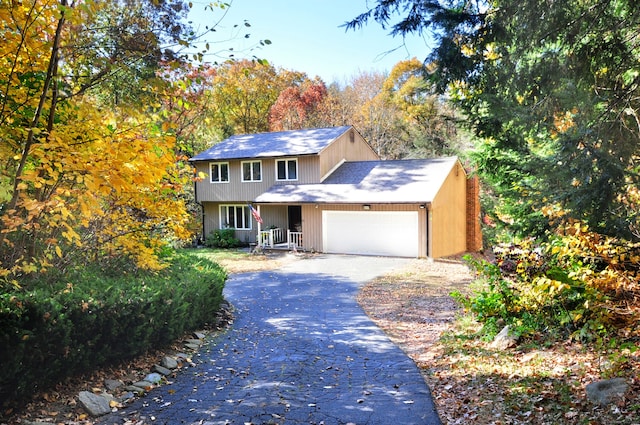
[269,79,327,131]
[0,0,196,281]
[376,58,461,158]
[347,0,640,240]
[208,59,306,135]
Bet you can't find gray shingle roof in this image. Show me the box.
[255,157,461,204]
[189,126,353,161]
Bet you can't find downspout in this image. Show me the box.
[426,205,431,258]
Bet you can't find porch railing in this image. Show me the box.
[259,228,286,248]
[259,228,302,250]
[287,230,303,250]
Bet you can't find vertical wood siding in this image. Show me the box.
[319,129,379,179]
[202,203,289,245]
[194,156,322,202]
[430,162,468,258]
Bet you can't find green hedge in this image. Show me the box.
[0,250,227,402]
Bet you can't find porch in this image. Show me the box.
[259,227,303,250]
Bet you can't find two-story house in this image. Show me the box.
[189,125,481,258]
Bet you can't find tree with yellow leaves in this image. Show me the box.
[208,59,308,135]
[0,0,196,283]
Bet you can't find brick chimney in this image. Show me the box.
[466,175,483,252]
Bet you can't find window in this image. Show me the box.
[276,158,298,181]
[219,205,251,230]
[210,162,229,183]
[241,160,262,182]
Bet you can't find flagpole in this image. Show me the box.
[257,205,261,236]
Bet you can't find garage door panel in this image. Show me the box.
[323,211,419,257]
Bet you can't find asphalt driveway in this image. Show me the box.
[100,254,442,425]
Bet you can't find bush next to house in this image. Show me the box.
[205,228,242,248]
[0,250,227,403]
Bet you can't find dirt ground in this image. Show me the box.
[356,255,640,425]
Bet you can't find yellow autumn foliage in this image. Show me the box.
[0,1,192,281]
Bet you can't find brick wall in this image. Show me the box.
[466,175,483,252]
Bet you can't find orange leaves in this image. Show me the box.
[550,108,580,139]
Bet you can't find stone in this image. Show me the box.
[161,356,179,369]
[125,385,145,395]
[144,372,163,384]
[586,377,628,405]
[185,338,203,345]
[132,380,153,390]
[119,391,135,402]
[78,391,111,417]
[184,342,200,350]
[152,364,172,376]
[490,325,518,350]
[194,331,207,339]
[104,379,123,391]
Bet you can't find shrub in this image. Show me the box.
[457,240,607,341]
[0,250,227,403]
[205,228,241,248]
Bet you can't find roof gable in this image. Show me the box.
[190,126,353,161]
[255,157,462,204]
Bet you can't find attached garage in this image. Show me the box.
[322,210,419,257]
[255,157,480,259]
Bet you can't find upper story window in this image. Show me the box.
[210,162,229,183]
[276,158,298,181]
[219,205,251,230]
[241,160,262,182]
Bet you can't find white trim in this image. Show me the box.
[219,204,252,230]
[240,160,263,182]
[275,158,298,181]
[209,162,229,183]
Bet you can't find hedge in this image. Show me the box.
[0,250,227,402]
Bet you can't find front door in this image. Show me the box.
[288,205,302,232]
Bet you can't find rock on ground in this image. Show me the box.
[78,391,111,417]
[586,377,629,406]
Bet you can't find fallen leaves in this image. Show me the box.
[358,255,640,425]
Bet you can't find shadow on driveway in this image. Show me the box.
[99,255,442,425]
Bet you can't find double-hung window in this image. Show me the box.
[276,158,298,181]
[219,205,251,230]
[241,160,262,182]
[210,162,229,183]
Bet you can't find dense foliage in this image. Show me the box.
[459,222,640,342]
[0,0,198,281]
[0,250,226,402]
[348,0,640,339]
[347,0,640,240]
[205,228,242,249]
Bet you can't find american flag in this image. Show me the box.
[248,204,263,224]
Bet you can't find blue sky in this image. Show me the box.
[186,0,432,84]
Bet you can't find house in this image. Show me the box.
[190,125,481,258]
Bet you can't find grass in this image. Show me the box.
[189,247,296,274]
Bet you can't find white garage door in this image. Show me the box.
[322,211,419,257]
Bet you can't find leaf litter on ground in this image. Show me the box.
[357,254,640,425]
[4,250,639,424]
